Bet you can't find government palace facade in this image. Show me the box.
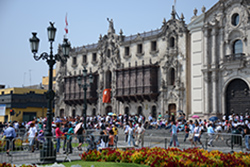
[55,0,250,120]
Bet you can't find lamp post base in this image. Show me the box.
[40,141,56,163]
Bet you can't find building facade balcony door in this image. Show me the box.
[225,79,250,116]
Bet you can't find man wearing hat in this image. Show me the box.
[3,123,16,156]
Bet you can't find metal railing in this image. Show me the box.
[0,131,249,164]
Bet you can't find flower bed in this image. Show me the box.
[80,147,250,167]
[0,163,36,167]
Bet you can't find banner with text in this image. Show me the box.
[0,104,6,116]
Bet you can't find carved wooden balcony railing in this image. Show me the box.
[64,74,98,105]
[115,64,159,102]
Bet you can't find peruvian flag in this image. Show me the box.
[64,13,68,34]
[103,89,111,103]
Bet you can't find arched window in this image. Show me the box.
[125,107,129,115]
[105,70,112,89]
[169,68,175,86]
[107,49,111,58]
[151,106,157,119]
[170,37,175,48]
[231,13,239,26]
[137,106,143,116]
[233,40,243,55]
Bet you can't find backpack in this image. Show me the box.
[101,123,105,130]
[102,135,109,143]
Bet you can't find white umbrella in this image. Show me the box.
[74,122,83,134]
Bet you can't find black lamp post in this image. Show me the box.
[29,22,70,162]
[77,67,93,129]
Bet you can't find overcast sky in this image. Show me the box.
[0,0,218,88]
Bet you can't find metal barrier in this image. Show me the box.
[0,130,249,164]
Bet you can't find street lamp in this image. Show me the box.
[29,22,70,162]
[77,67,93,129]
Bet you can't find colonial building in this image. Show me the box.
[55,0,250,119]
[0,88,48,122]
[55,7,189,119]
[188,0,250,118]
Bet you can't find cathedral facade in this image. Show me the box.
[55,0,250,119]
[188,0,250,118]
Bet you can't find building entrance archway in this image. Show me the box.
[225,79,250,116]
[105,106,112,115]
[168,103,176,116]
[125,107,129,115]
[151,106,157,119]
[137,106,143,116]
[59,109,64,118]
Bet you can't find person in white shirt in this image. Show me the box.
[124,122,129,142]
[207,124,215,147]
[135,122,145,147]
[193,122,203,148]
[229,115,233,121]
[215,124,224,141]
[27,123,37,152]
[127,122,135,146]
[188,120,195,147]
[222,114,226,121]
[148,114,153,122]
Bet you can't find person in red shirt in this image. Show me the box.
[55,123,64,154]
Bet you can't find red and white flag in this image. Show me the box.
[64,13,68,34]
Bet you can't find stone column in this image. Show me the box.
[211,27,217,68]
[160,92,165,115]
[98,69,104,115]
[203,24,209,68]
[203,26,210,114]
[211,25,218,114]
[211,72,218,114]
[218,27,224,115]
[219,27,224,64]
[203,71,210,114]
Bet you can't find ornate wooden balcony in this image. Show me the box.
[64,74,98,105]
[115,64,159,102]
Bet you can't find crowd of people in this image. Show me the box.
[1,111,250,156]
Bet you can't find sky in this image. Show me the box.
[0,0,218,88]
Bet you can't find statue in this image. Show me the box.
[107,18,115,34]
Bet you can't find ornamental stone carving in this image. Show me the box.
[222,69,233,77]
[98,29,121,66]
